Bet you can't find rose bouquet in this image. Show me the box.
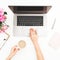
[0,8,8,33]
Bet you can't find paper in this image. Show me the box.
[48,32,60,49]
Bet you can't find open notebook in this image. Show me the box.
[48,32,60,49]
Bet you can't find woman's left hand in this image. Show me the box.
[6,45,20,60]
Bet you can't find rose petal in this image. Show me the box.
[0,15,5,22]
[2,25,8,30]
[0,8,4,15]
[0,29,3,33]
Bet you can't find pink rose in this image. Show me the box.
[2,25,8,30]
[0,8,6,22]
[0,15,6,22]
[0,25,8,33]
[0,29,2,33]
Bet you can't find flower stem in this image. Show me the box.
[0,22,2,29]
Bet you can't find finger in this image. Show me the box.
[35,30,37,35]
[30,29,34,36]
[30,28,33,33]
[15,48,20,52]
[30,28,35,33]
[13,47,20,52]
[29,28,33,36]
[31,29,36,34]
[14,48,16,51]
[29,28,37,37]
[11,45,18,50]
[17,48,20,50]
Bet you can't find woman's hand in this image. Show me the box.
[10,45,20,57]
[29,28,44,60]
[29,28,38,44]
[6,45,20,60]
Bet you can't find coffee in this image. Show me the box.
[18,40,26,48]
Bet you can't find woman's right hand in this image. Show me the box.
[29,28,38,44]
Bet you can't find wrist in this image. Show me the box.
[33,41,38,45]
[6,57,11,60]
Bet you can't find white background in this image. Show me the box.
[0,0,60,60]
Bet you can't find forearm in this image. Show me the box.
[6,58,11,60]
[6,54,13,60]
[33,41,44,60]
[6,56,11,60]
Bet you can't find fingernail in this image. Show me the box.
[14,48,16,51]
[18,48,20,50]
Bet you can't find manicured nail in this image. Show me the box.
[18,48,20,50]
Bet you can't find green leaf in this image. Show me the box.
[0,26,2,29]
[0,22,2,29]
[0,22,2,25]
